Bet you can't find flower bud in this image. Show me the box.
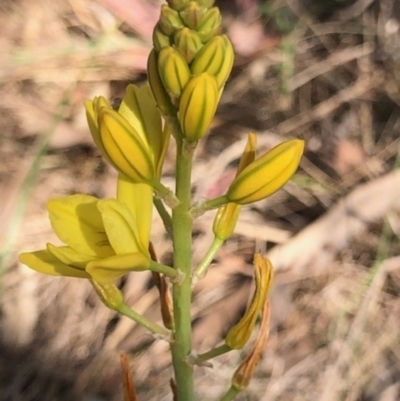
[197,0,215,7]
[213,203,241,241]
[173,27,203,63]
[147,49,178,116]
[197,7,221,42]
[90,280,124,310]
[153,23,171,52]
[178,72,219,142]
[212,134,257,240]
[225,254,273,349]
[99,108,155,183]
[191,35,234,88]
[167,0,191,12]
[159,4,184,36]
[157,46,191,102]
[179,2,207,30]
[226,139,304,204]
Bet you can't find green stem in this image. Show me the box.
[117,303,170,337]
[218,386,240,401]
[190,195,229,218]
[194,237,224,279]
[153,196,173,237]
[171,136,195,401]
[149,260,178,280]
[197,344,231,362]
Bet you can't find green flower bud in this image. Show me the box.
[197,7,222,42]
[191,34,234,88]
[197,0,215,7]
[153,23,171,51]
[178,72,219,142]
[90,280,124,310]
[157,46,191,103]
[179,2,207,30]
[167,0,191,12]
[226,139,304,204]
[147,49,177,116]
[173,27,203,63]
[159,4,184,36]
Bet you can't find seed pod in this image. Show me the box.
[147,49,177,116]
[191,34,234,88]
[157,46,191,102]
[178,72,219,142]
[173,27,203,63]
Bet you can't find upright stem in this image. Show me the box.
[171,134,195,401]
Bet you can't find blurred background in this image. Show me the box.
[1,0,400,400]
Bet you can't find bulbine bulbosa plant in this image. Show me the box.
[19,1,304,400]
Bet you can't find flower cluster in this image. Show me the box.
[19,1,305,399]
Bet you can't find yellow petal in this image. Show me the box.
[85,96,113,164]
[47,195,114,258]
[225,254,273,349]
[97,198,149,255]
[99,108,155,183]
[19,250,90,279]
[86,253,150,283]
[46,243,94,269]
[116,175,153,252]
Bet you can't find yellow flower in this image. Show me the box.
[85,84,170,185]
[19,180,153,283]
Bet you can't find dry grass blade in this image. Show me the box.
[120,354,140,401]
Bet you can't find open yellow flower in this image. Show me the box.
[19,181,153,283]
[85,84,170,187]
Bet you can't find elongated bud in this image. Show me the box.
[227,139,304,205]
[159,4,184,36]
[90,280,124,310]
[173,27,203,63]
[191,35,234,88]
[212,134,257,240]
[213,203,241,241]
[225,255,273,349]
[153,24,171,51]
[157,46,191,102]
[179,2,207,30]
[99,108,155,183]
[147,49,177,116]
[178,72,219,141]
[197,7,221,42]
